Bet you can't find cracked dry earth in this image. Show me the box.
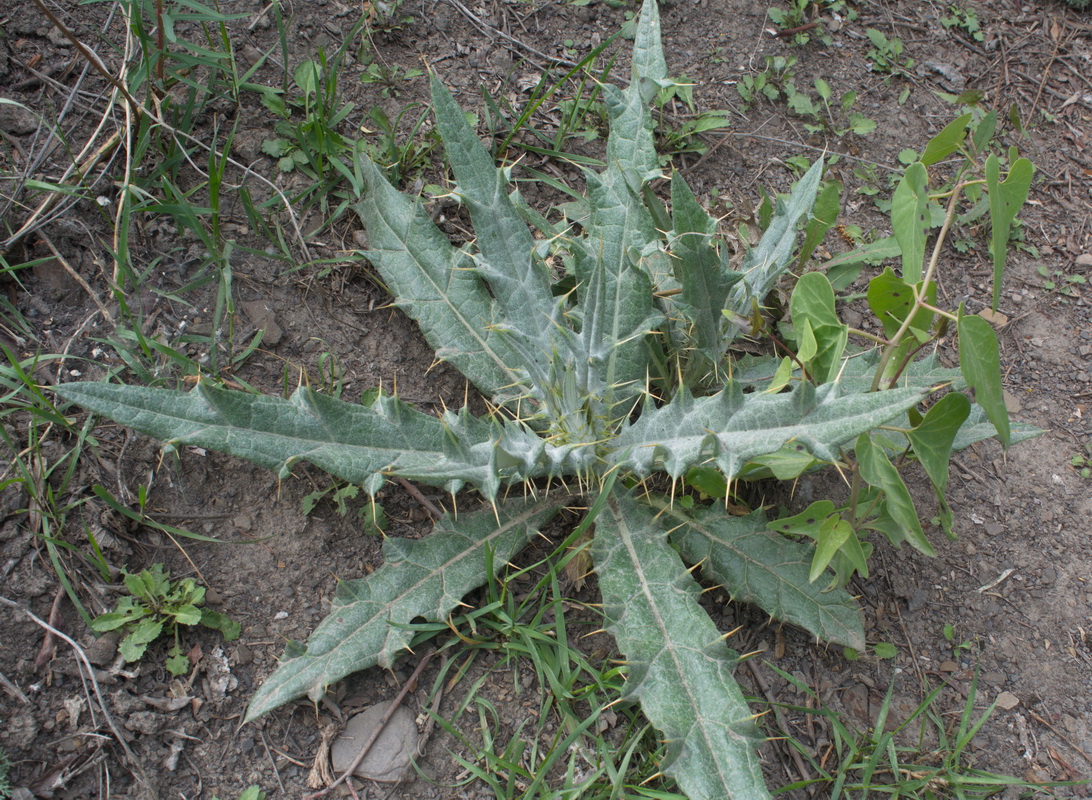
[1,0,1092,798]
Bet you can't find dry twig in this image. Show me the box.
[305,647,438,798]
[0,593,157,797]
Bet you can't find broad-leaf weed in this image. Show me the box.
[91,562,240,676]
[56,3,1039,797]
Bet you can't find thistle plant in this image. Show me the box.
[56,3,1037,797]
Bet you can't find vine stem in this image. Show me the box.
[851,178,967,525]
[868,183,965,393]
[847,326,889,346]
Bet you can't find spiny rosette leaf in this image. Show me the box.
[612,380,927,480]
[351,154,532,405]
[725,158,825,323]
[563,0,667,414]
[428,71,559,387]
[592,491,770,800]
[246,499,559,721]
[668,172,743,377]
[52,381,575,498]
[651,499,865,650]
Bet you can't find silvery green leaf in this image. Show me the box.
[53,382,542,500]
[629,0,668,103]
[430,74,558,383]
[951,404,1041,451]
[592,492,770,800]
[246,499,559,721]
[565,4,667,411]
[829,349,965,395]
[352,156,528,401]
[726,159,824,321]
[670,172,742,376]
[613,381,925,479]
[654,500,865,650]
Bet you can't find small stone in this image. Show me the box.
[978,308,1009,327]
[1,707,39,750]
[240,300,283,347]
[204,588,223,605]
[907,588,928,612]
[85,631,120,666]
[995,691,1020,710]
[1076,253,1092,268]
[939,660,958,672]
[46,27,70,46]
[125,710,164,735]
[331,701,419,783]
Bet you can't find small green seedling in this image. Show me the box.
[359,62,424,98]
[866,29,913,76]
[786,78,876,137]
[361,104,438,186]
[1071,445,1092,479]
[355,0,416,49]
[842,641,897,660]
[258,54,356,196]
[302,481,388,533]
[940,5,985,42]
[736,55,797,108]
[654,76,731,160]
[91,563,240,676]
[212,787,266,800]
[943,622,977,656]
[1037,265,1086,297]
[768,0,832,45]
